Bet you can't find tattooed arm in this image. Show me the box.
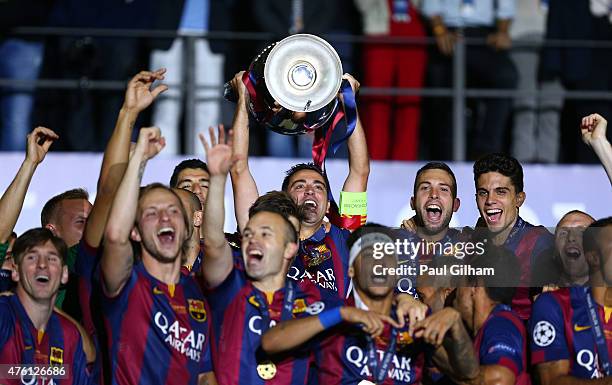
[414,307,481,383]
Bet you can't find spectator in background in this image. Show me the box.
[0,0,54,151]
[356,0,427,161]
[422,0,518,160]
[252,0,337,158]
[510,0,563,164]
[149,0,224,155]
[543,0,612,163]
[38,0,153,151]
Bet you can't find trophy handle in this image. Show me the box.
[223,81,237,103]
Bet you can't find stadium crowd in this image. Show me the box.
[0,62,610,385]
[2,0,612,162]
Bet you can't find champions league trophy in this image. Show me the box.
[225,34,355,164]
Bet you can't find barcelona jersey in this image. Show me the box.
[530,287,612,379]
[474,304,530,385]
[316,298,428,385]
[206,263,333,385]
[289,224,351,302]
[0,294,91,385]
[501,216,553,320]
[101,262,212,385]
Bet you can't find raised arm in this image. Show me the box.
[200,127,239,288]
[101,127,165,297]
[341,74,370,193]
[228,71,260,232]
[85,69,167,248]
[581,113,612,187]
[0,126,57,243]
[262,306,398,355]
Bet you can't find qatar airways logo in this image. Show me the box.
[346,346,412,383]
[576,349,605,378]
[248,317,277,336]
[287,267,337,291]
[154,312,206,362]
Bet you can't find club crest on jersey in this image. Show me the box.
[397,331,413,346]
[292,298,307,314]
[303,243,331,267]
[50,347,63,365]
[188,299,207,322]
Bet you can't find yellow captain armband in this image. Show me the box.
[339,191,368,217]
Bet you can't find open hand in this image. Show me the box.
[200,125,239,177]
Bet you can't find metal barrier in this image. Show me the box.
[3,27,612,158]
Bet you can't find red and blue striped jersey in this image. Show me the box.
[0,294,91,385]
[317,318,428,384]
[289,224,351,302]
[474,304,531,385]
[501,217,553,320]
[206,263,332,385]
[73,240,100,339]
[530,287,612,379]
[101,262,212,385]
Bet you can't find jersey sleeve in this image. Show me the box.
[199,300,214,374]
[74,240,99,281]
[479,317,525,377]
[205,267,246,314]
[529,292,569,365]
[0,296,15,347]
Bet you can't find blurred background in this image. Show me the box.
[0,0,611,233]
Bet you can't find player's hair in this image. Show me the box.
[413,162,458,199]
[281,163,330,193]
[173,188,202,213]
[12,227,68,266]
[169,159,209,188]
[557,210,595,226]
[467,245,521,305]
[138,183,192,240]
[249,191,302,223]
[41,188,90,226]
[346,223,396,250]
[583,216,612,255]
[473,153,524,193]
[249,209,298,245]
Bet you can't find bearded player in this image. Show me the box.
[100,127,215,385]
[227,71,369,301]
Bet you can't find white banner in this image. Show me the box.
[0,153,609,235]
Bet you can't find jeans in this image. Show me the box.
[0,39,44,151]
[151,37,224,155]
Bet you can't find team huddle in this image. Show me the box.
[0,68,611,385]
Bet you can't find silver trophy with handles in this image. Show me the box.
[224,34,344,135]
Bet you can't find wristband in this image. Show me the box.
[339,191,367,216]
[318,307,343,329]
